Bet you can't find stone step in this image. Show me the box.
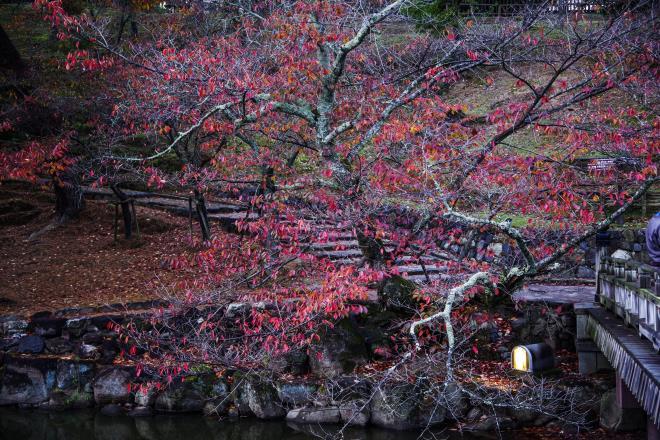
[309,240,360,250]
[328,258,363,267]
[395,264,448,275]
[315,249,364,260]
[395,255,445,264]
[404,273,453,284]
[314,232,356,241]
[208,211,260,231]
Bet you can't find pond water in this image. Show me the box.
[0,408,523,440]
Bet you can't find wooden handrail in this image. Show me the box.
[597,255,660,351]
[600,256,660,277]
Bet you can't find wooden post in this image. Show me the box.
[188,196,193,240]
[648,418,660,440]
[643,192,648,218]
[111,185,133,239]
[616,373,640,409]
[131,200,140,240]
[639,268,650,289]
[113,203,119,243]
[194,189,211,241]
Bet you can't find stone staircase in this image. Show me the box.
[83,187,454,287]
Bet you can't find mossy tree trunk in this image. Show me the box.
[0,24,24,71]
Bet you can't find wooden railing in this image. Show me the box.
[598,256,660,351]
[442,1,620,16]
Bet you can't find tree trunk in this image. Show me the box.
[54,173,85,222]
[260,166,276,196]
[0,24,24,71]
[356,225,391,267]
[29,172,84,241]
[111,184,133,239]
[115,6,133,44]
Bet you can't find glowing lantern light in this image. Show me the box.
[511,343,555,373]
[512,346,529,371]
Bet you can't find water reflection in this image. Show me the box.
[0,409,509,440]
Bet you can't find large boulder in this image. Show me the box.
[265,348,309,375]
[309,318,368,378]
[100,403,124,416]
[443,383,469,420]
[370,381,446,430]
[276,382,317,407]
[207,379,231,414]
[134,386,157,407]
[155,383,205,413]
[28,315,65,337]
[0,337,19,351]
[611,249,631,260]
[155,374,226,413]
[17,335,44,354]
[465,416,517,431]
[76,343,100,360]
[63,318,91,337]
[0,316,28,337]
[45,388,94,410]
[286,406,341,424]
[599,390,646,431]
[507,406,539,425]
[128,406,153,417]
[231,375,286,419]
[0,361,55,405]
[45,337,74,355]
[339,399,371,426]
[379,275,418,312]
[93,368,131,404]
[576,265,596,279]
[569,386,600,426]
[56,361,95,391]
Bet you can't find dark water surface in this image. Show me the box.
[0,408,525,440]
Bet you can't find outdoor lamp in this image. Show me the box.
[511,343,555,373]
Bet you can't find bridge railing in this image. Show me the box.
[598,256,660,351]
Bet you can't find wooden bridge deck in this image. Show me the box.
[586,306,660,425]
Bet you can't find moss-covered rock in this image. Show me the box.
[379,275,418,312]
[155,382,205,413]
[0,358,57,405]
[370,380,446,430]
[309,318,368,378]
[44,388,93,410]
[230,374,285,419]
[357,307,399,356]
[92,368,131,405]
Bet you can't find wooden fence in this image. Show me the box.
[446,1,619,16]
[598,256,660,350]
[640,189,660,216]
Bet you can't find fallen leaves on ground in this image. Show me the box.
[0,188,203,316]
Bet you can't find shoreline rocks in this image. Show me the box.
[0,353,620,434]
[0,296,625,434]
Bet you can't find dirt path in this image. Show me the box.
[0,186,200,315]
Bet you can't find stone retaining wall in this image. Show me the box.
[0,299,600,432]
[0,352,613,432]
